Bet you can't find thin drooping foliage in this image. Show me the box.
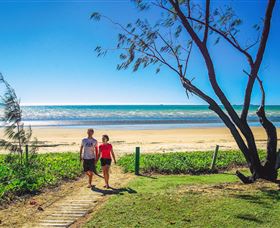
[0,73,38,166]
[92,0,278,183]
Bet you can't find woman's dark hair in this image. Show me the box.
[102,134,109,141]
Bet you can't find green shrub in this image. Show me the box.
[0,152,101,202]
[118,150,266,174]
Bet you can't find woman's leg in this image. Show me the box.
[103,167,108,187]
[102,166,107,186]
[106,165,110,187]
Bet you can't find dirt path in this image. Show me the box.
[0,166,134,228]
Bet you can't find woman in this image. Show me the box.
[98,134,116,188]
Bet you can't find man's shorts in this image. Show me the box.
[83,159,95,172]
[100,158,112,166]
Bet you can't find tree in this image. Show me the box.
[91,0,278,183]
[0,73,38,166]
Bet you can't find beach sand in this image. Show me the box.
[1,127,279,156]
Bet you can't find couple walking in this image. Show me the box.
[80,128,116,188]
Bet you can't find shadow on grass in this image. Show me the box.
[259,188,280,201]
[93,169,104,179]
[232,194,271,208]
[91,186,137,196]
[236,214,263,224]
[137,174,157,179]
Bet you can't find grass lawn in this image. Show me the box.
[85,172,280,228]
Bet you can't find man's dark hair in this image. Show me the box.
[88,128,94,133]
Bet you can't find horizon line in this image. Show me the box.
[20,102,199,106]
[19,102,280,106]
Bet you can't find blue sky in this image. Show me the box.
[0,0,279,105]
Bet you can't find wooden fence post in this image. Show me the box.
[25,144,29,164]
[210,145,219,170]
[135,147,140,175]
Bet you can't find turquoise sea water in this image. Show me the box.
[1,105,280,129]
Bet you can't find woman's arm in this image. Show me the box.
[111,146,116,164]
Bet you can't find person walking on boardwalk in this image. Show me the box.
[80,128,98,188]
[98,134,116,188]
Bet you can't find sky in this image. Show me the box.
[0,0,279,105]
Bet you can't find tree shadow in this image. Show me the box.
[259,188,280,201]
[236,213,263,224]
[91,186,137,196]
[93,173,104,179]
[232,194,271,208]
[137,174,157,179]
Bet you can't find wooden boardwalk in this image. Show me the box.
[21,166,134,228]
[24,188,101,228]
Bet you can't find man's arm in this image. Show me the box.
[97,146,101,161]
[94,142,99,164]
[80,145,83,162]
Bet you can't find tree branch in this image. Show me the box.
[98,14,182,75]
[203,0,210,45]
[243,70,265,106]
[243,69,278,174]
[100,15,164,63]
[158,4,260,165]
[169,1,241,127]
[186,16,254,65]
[180,76,251,164]
[244,35,260,51]
[134,46,181,75]
[241,0,276,121]
[183,41,193,77]
[157,32,182,73]
[169,0,261,170]
[254,0,276,72]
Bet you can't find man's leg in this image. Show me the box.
[93,163,98,175]
[87,171,93,187]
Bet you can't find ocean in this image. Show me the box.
[1,105,280,129]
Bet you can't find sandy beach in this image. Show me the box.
[1,127,278,156]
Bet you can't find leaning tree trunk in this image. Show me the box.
[254,76,277,181]
[180,75,278,183]
[236,76,278,183]
[257,107,278,180]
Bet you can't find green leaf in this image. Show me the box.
[90,12,101,21]
[214,37,220,45]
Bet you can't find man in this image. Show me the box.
[80,128,98,188]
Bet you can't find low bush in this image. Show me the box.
[0,152,100,202]
[118,150,266,174]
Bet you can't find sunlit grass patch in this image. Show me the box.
[85,173,280,227]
